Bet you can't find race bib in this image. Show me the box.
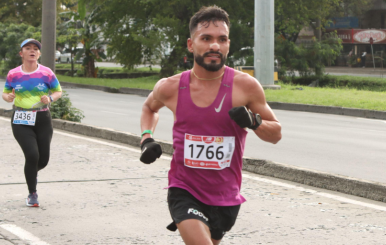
[184,133,235,170]
[13,110,36,126]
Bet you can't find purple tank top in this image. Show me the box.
[168,66,247,206]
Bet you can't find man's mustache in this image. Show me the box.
[203,51,223,58]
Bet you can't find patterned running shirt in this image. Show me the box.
[3,64,62,109]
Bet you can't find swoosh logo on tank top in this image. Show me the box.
[215,94,227,113]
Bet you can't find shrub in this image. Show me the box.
[50,91,85,122]
[282,75,386,92]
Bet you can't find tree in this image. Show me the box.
[275,0,374,43]
[275,0,342,43]
[58,0,106,77]
[275,32,342,78]
[91,0,254,77]
[0,23,41,72]
[0,0,78,27]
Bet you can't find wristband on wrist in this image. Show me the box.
[49,95,54,102]
[141,130,153,138]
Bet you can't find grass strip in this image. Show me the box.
[57,74,159,90]
[57,75,386,112]
[265,83,386,111]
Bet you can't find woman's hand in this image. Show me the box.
[2,89,15,103]
[40,95,51,105]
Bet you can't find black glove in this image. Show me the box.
[140,138,162,164]
[228,106,262,130]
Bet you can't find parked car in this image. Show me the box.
[59,46,84,64]
[55,51,61,62]
[59,49,71,63]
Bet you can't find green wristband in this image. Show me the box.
[141,130,153,138]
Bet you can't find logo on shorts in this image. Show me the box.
[187,208,209,222]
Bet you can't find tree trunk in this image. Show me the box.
[85,57,95,77]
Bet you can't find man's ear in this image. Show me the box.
[187,38,194,53]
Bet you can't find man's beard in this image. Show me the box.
[194,51,226,72]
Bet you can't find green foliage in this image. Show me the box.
[275,0,341,42]
[275,0,372,43]
[275,32,342,78]
[0,23,41,72]
[0,0,79,27]
[281,75,386,92]
[90,0,254,77]
[50,91,85,122]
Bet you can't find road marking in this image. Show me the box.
[54,131,173,161]
[2,116,385,211]
[357,117,386,124]
[242,174,386,211]
[0,224,50,245]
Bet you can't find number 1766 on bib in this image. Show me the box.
[184,133,235,170]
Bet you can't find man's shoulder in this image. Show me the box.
[153,73,183,100]
[157,73,183,91]
[233,69,261,89]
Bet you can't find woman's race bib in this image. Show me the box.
[13,110,37,126]
[184,133,235,170]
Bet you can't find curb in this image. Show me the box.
[59,81,152,97]
[59,81,386,120]
[268,102,386,120]
[1,108,386,203]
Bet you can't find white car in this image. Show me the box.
[59,46,84,63]
[59,49,72,63]
[55,51,61,62]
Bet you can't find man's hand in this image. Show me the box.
[140,138,162,164]
[228,106,261,130]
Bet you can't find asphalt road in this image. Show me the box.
[1,118,386,245]
[1,79,386,184]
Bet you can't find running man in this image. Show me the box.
[139,6,281,244]
[2,39,62,207]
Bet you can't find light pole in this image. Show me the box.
[254,0,280,89]
[41,0,57,72]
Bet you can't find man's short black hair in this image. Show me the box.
[189,6,230,37]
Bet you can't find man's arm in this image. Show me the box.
[232,72,282,144]
[140,79,167,143]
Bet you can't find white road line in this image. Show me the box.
[357,117,386,123]
[54,131,173,161]
[242,174,386,211]
[0,224,50,245]
[2,116,385,211]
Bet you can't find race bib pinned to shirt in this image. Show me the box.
[13,110,36,126]
[184,133,235,170]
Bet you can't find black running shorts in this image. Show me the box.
[167,187,241,240]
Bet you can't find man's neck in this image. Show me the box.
[191,65,225,81]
